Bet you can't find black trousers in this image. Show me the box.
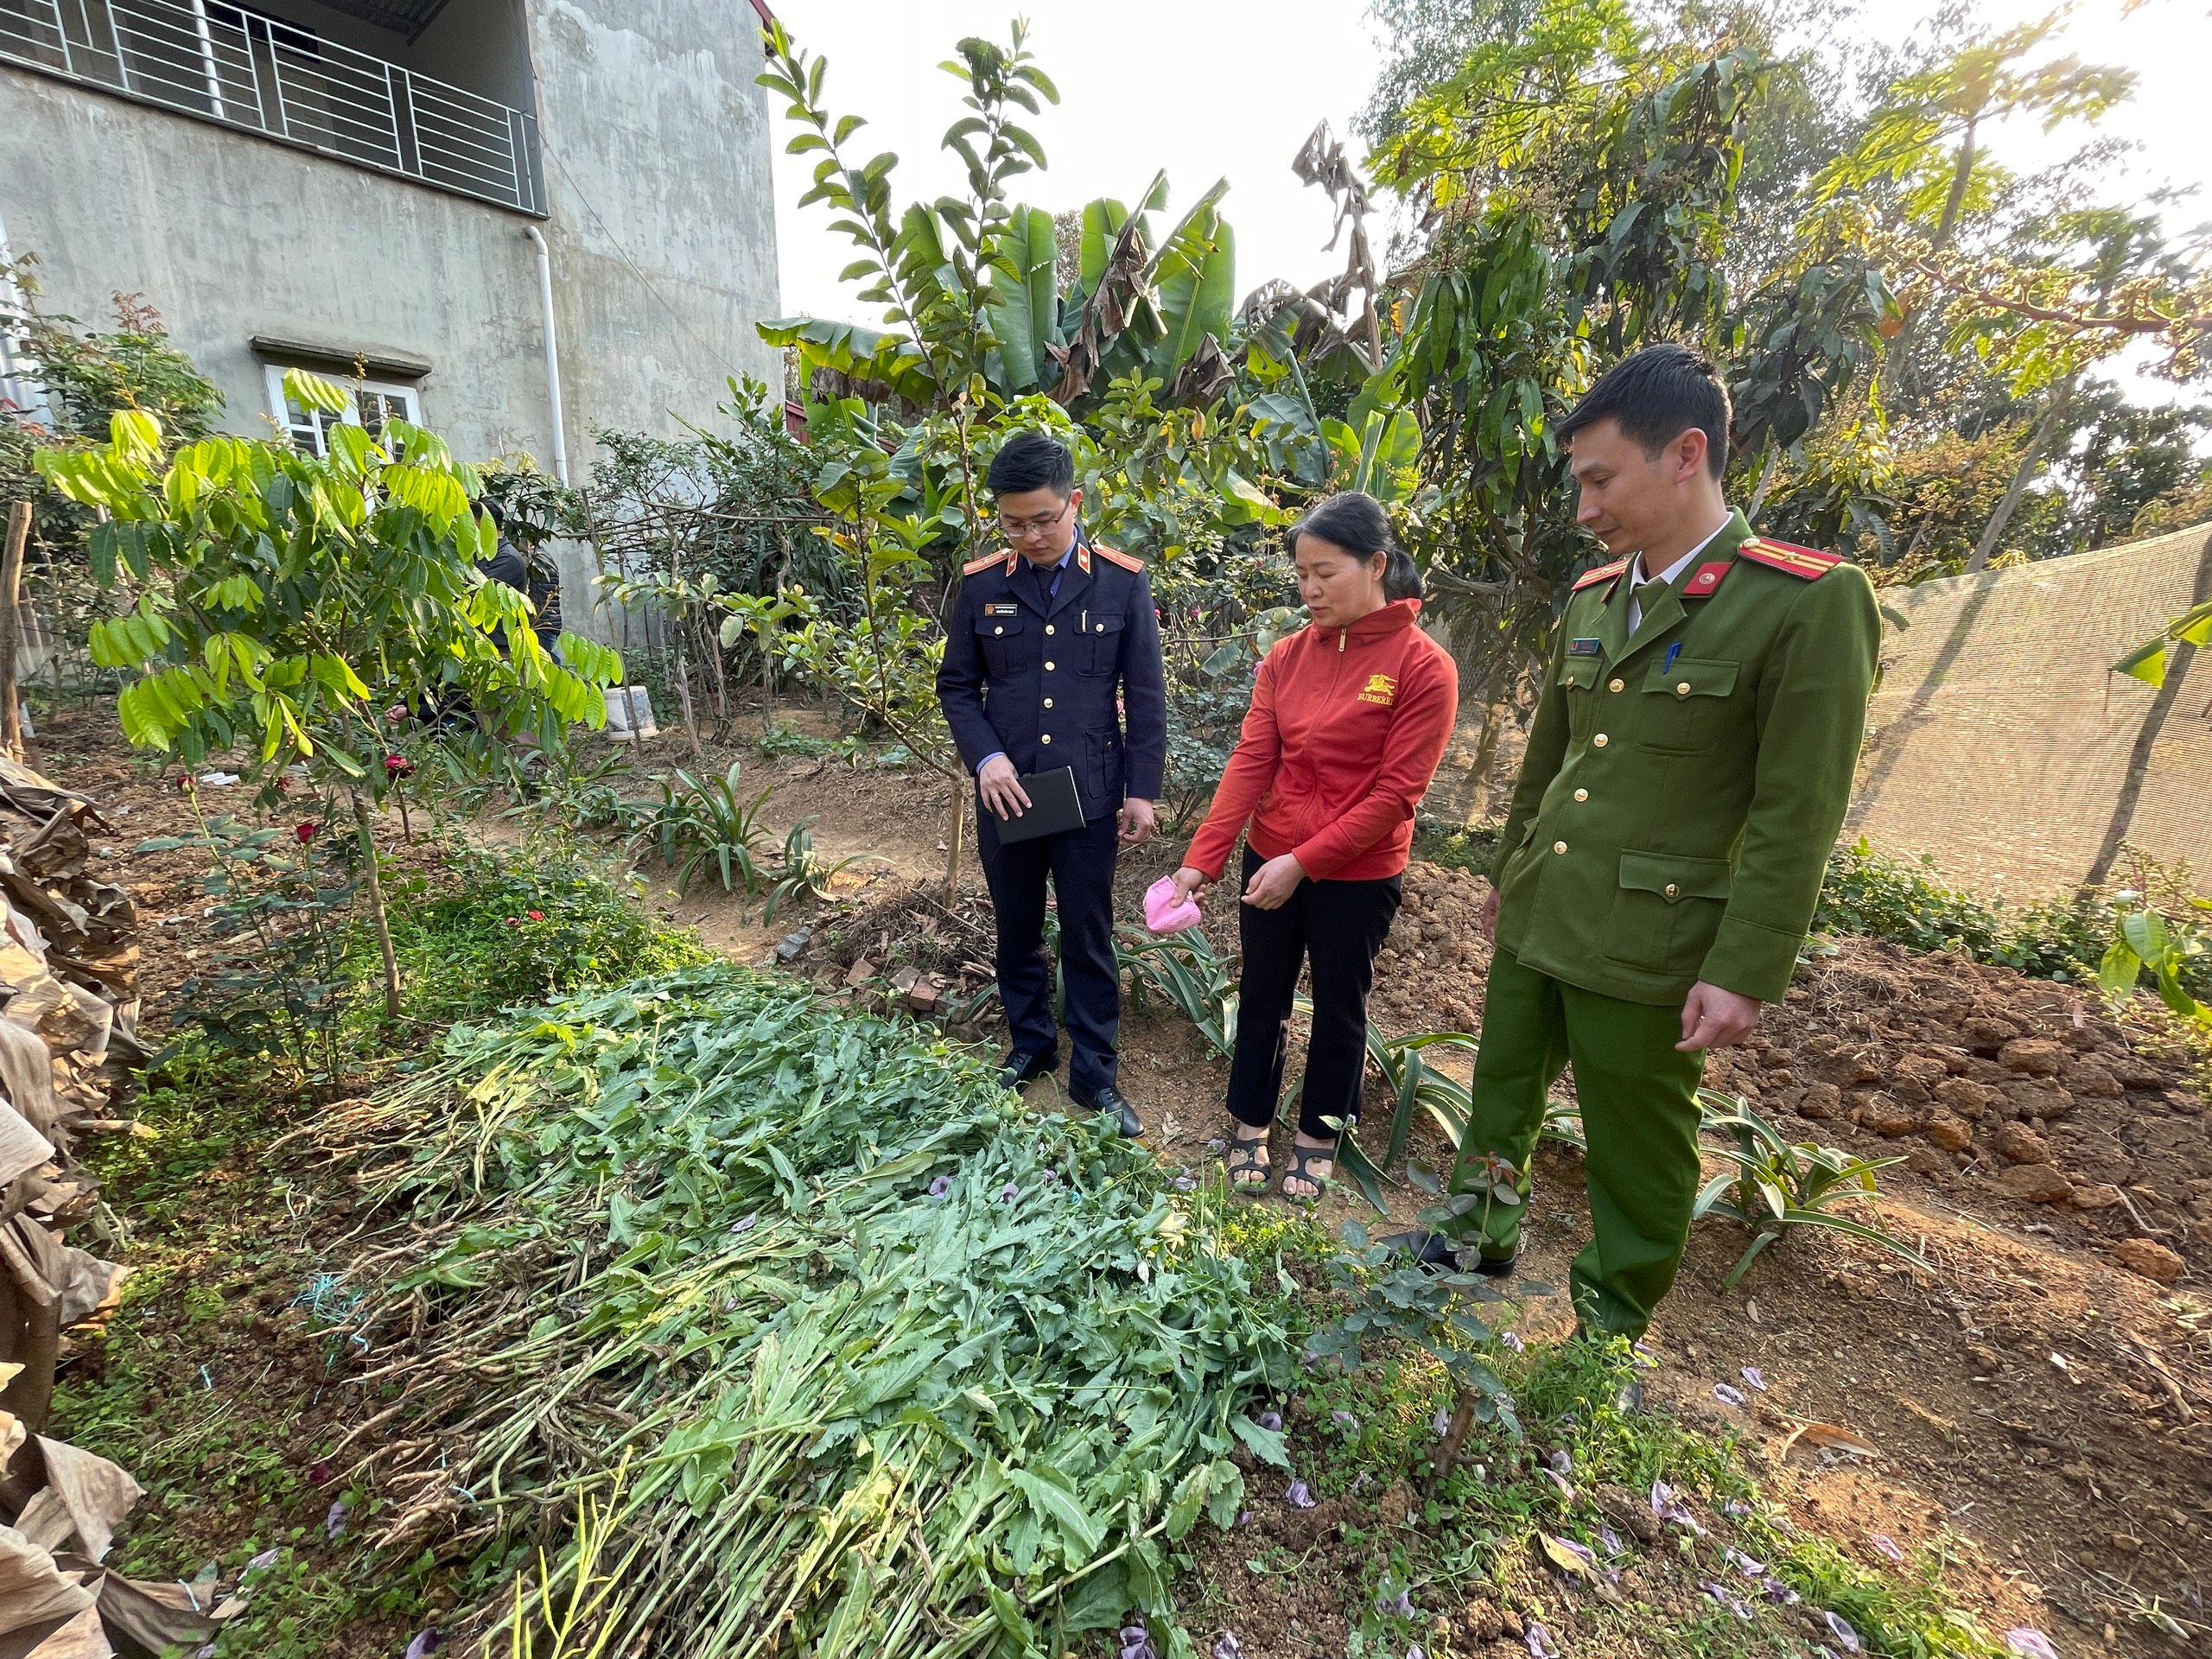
[976,805,1121,1096]
[1226,845,1403,1140]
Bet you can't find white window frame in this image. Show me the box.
[264,365,423,457]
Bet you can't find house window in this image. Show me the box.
[264,365,421,456]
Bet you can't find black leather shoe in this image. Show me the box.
[1000,1049,1058,1089]
[1380,1230,1519,1276]
[1072,1084,1142,1140]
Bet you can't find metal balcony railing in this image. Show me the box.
[0,0,543,213]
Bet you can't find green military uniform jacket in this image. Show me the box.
[1486,511,1879,1007]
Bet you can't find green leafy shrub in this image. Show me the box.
[1812,838,2120,982]
[373,841,711,1024]
[1413,817,1502,874]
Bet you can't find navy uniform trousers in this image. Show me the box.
[976,809,1124,1095]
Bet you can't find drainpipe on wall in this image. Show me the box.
[522,224,569,486]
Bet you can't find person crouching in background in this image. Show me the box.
[1166,493,1459,1199]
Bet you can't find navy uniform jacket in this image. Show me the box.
[938,537,1168,822]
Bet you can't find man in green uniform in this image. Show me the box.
[1410,344,1880,1339]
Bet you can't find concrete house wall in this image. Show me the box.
[0,0,781,636]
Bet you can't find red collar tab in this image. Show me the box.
[1737,536,1843,581]
[1572,557,1629,593]
[1683,560,1732,599]
[1076,543,1092,576]
[1005,548,1020,575]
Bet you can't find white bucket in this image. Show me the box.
[603,685,658,741]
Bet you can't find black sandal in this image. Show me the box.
[1224,1127,1271,1192]
[1281,1141,1335,1203]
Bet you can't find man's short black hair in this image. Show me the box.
[987,430,1076,498]
[1556,343,1732,480]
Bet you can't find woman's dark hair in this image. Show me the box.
[986,430,1076,498]
[1290,491,1422,601]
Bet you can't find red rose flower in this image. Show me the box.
[385,753,414,776]
[526,910,543,921]
[296,821,321,842]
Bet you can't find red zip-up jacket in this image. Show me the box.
[1184,599,1459,883]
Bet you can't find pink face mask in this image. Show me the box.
[1143,874,1202,935]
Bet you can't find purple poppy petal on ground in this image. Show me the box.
[1353,1471,1372,1492]
[997,1181,1020,1203]
[1822,1611,1862,1653]
[1500,1329,1525,1352]
[1211,1636,1243,1659]
[1332,1409,1360,1430]
[245,1548,283,1573]
[1120,1622,1149,1643]
[1597,1523,1624,1555]
[1722,1497,1752,1517]
[1525,1622,1558,1658]
[1408,1648,1427,1659]
[1258,1410,1282,1432]
[1173,1175,1196,1191]
[1869,1532,1905,1562]
[1548,1447,1572,1475]
[1722,1545,1766,1578]
[2005,1631,2060,1659]
[324,1499,350,1538]
[927,1174,954,1199]
[729,1214,756,1235]
[1631,1341,1658,1367]
[1541,1468,1573,1502]
[1740,1365,1767,1391]
[1206,1137,1227,1154]
[1121,1643,1156,1659]
[1376,1586,1415,1619]
[404,1630,441,1659]
[1237,1510,1252,1527]
[1700,1581,1752,1621]
[1761,1575,1802,1605]
[1042,1168,1060,1184]
[1286,1479,1316,1509]
[1713,1382,1748,1408]
[1433,1408,1452,1438]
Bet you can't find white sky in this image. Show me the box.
[763,0,2209,405]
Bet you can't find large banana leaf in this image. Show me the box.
[756,317,938,405]
[1143,180,1234,384]
[983,204,1065,395]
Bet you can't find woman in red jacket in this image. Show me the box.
[1168,493,1459,1198]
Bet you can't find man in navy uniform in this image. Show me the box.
[938,431,1166,1138]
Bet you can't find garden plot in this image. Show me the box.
[315,964,1294,1657]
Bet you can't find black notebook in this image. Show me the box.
[988,766,1085,843]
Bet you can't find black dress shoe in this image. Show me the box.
[1071,1084,1142,1140]
[1379,1230,1519,1276]
[1000,1049,1058,1089]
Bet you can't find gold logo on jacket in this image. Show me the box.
[1357,672,1397,707]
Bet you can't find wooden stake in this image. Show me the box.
[1,500,29,760]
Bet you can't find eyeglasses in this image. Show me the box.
[995,501,1072,539]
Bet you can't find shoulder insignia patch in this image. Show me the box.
[961,550,1005,576]
[1738,537,1844,581]
[1094,544,1146,574]
[1572,557,1629,592]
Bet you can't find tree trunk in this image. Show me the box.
[350,789,402,1020]
[1966,376,2074,574]
[944,780,967,910]
[0,501,27,760]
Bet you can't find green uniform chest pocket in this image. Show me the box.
[1636,656,1738,753]
[1605,851,1732,974]
[1560,656,1602,740]
[1078,611,1125,676]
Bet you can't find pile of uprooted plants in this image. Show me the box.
[314,963,1299,1658]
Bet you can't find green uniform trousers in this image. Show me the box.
[1448,948,1706,1338]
